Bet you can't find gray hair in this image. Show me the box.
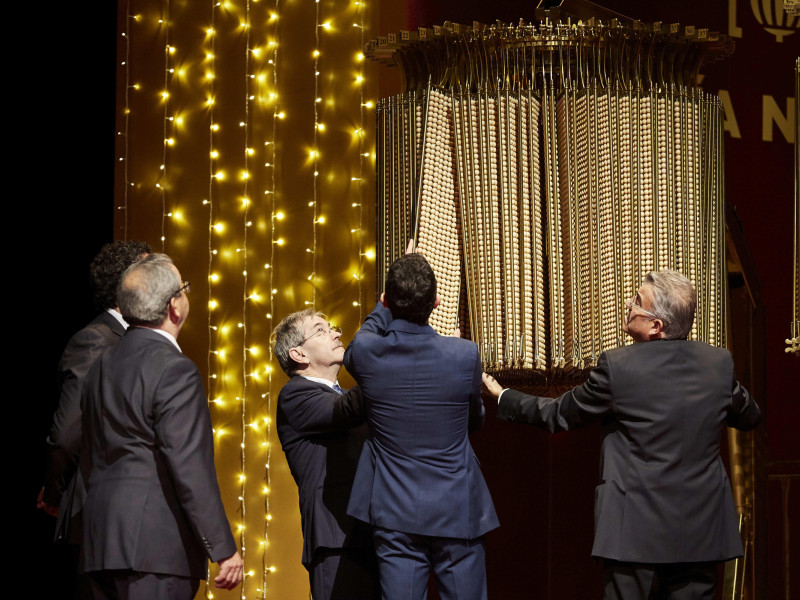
[644,270,697,340]
[118,254,181,327]
[272,309,325,376]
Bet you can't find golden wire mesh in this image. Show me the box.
[371,18,733,381]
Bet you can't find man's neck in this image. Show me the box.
[298,366,340,383]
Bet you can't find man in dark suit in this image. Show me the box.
[482,270,761,600]
[344,251,499,600]
[81,253,242,599]
[273,309,378,599]
[39,240,151,557]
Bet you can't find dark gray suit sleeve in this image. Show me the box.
[498,352,614,432]
[726,379,761,431]
[44,325,114,505]
[153,357,237,563]
[280,383,365,435]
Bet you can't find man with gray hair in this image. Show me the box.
[483,270,761,600]
[81,253,243,599]
[273,309,378,599]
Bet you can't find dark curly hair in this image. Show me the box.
[385,253,437,324]
[89,240,152,310]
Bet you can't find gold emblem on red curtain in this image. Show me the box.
[751,0,800,42]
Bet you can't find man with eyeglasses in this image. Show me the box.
[482,270,760,600]
[81,254,243,599]
[273,310,379,599]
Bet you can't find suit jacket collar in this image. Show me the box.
[124,325,182,352]
[94,310,126,337]
[290,375,339,393]
[386,319,435,336]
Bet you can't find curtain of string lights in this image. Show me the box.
[114,0,376,597]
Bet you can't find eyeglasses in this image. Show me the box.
[298,323,342,346]
[168,281,190,304]
[625,299,659,320]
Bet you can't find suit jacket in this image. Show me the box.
[497,339,761,563]
[44,311,126,542]
[344,303,499,540]
[81,327,237,579]
[277,377,371,568]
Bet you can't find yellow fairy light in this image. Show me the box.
[209,300,218,309]
[210,150,219,158]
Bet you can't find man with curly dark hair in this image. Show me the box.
[38,240,150,595]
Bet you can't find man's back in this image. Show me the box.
[344,304,498,540]
[593,340,759,562]
[82,327,235,579]
[498,338,759,563]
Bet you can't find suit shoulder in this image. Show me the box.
[65,319,116,350]
[438,334,479,352]
[278,377,332,400]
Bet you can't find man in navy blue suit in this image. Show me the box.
[273,309,379,599]
[344,249,499,600]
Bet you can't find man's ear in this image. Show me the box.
[288,346,309,367]
[650,318,665,338]
[380,292,388,307]
[167,296,181,324]
[433,293,441,309]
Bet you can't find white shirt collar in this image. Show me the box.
[149,328,182,352]
[107,308,129,330]
[301,375,338,390]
